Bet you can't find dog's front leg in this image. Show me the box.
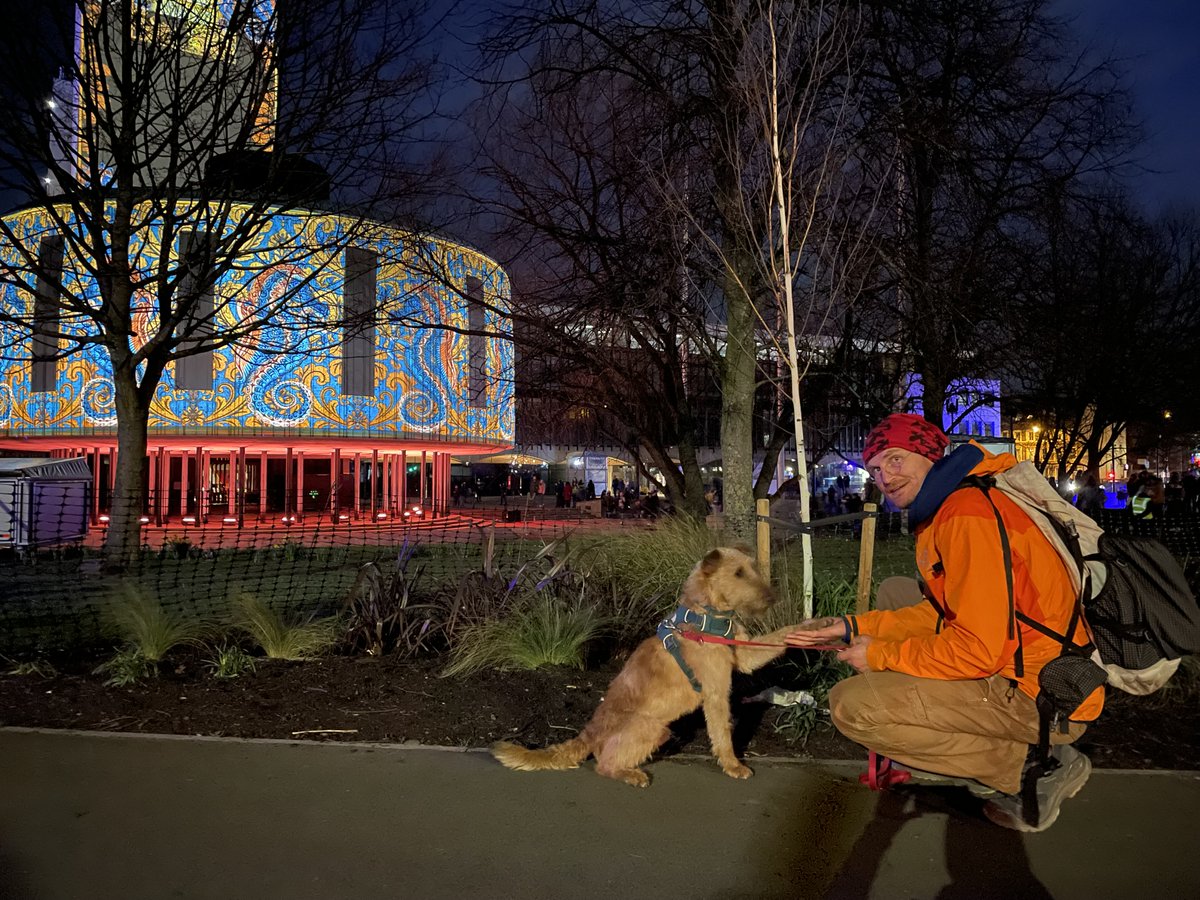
[733,625,795,674]
[699,668,751,779]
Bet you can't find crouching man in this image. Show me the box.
[787,413,1102,832]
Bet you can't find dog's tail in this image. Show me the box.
[491,736,590,772]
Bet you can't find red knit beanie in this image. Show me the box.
[862,413,949,464]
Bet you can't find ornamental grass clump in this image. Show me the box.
[442,593,608,676]
[233,593,340,660]
[342,541,440,658]
[578,515,717,610]
[756,576,858,633]
[103,587,210,663]
[769,654,850,746]
[3,657,57,678]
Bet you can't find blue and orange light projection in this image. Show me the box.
[0,204,514,449]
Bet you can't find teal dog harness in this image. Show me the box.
[656,604,737,692]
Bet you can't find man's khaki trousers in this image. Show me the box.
[828,577,1085,794]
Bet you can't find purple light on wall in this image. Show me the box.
[902,374,1002,436]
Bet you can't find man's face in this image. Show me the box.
[866,447,934,509]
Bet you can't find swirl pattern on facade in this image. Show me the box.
[0,204,515,447]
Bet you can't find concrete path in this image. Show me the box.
[2,728,1197,899]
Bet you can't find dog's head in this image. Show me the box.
[680,545,777,618]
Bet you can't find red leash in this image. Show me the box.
[677,630,846,652]
[860,751,911,790]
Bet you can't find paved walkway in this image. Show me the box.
[2,728,1198,899]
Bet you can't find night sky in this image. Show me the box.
[450,1,1200,216]
[4,2,1196,217]
[1054,0,1200,214]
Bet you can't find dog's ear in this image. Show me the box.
[699,548,724,576]
[731,542,753,557]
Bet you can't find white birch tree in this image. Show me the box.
[685,0,883,613]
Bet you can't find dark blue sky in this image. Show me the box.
[447,1,1199,216]
[1054,0,1200,214]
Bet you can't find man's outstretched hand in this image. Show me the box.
[786,617,874,673]
[785,616,847,647]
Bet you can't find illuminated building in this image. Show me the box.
[0,2,514,526]
[0,203,514,524]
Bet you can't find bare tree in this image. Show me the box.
[853,0,1137,428]
[674,0,887,609]
[475,0,875,543]
[1009,191,1200,479]
[0,0,445,565]
[468,40,717,517]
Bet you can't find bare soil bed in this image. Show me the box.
[2,650,1196,771]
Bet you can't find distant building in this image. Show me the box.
[902,374,1003,440]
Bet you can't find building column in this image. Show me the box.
[237,446,247,528]
[258,450,268,519]
[332,448,341,522]
[180,449,192,523]
[229,449,237,522]
[438,453,450,516]
[197,448,208,524]
[296,451,306,522]
[353,452,361,518]
[154,447,167,525]
[429,452,440,516]
[108,447,118,517]
[285,447,294,519]
[419,450,428,511]
[399,451,407,512]
[370,449,379,518]
[92,445,102,523]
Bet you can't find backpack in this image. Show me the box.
[959,461,1200,758]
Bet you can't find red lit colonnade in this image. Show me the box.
[34,439,457,527]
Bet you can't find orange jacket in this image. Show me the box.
[852,446,1104,722]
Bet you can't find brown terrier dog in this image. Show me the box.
[491,546,793,787]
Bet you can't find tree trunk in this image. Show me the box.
[720,253,758,543]
[674,431,710,521]
[920,369,947,432]
[104,364,151,571]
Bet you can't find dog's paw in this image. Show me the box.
[623,770,651,788]
[722,762,754,780]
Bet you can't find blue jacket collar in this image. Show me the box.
[907,443,985,529]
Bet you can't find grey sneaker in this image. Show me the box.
[983,745,1092,833]
[897,765,997,797]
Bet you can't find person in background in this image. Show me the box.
[1129,466,1163,519]
[1076,475,1103,519]
[1164,472,1186,516]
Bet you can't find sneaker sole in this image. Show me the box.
[906,772,998,797]
[984,753,1092,833]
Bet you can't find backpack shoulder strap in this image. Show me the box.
[962,472,1093,770]
[953,478,1022,675]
